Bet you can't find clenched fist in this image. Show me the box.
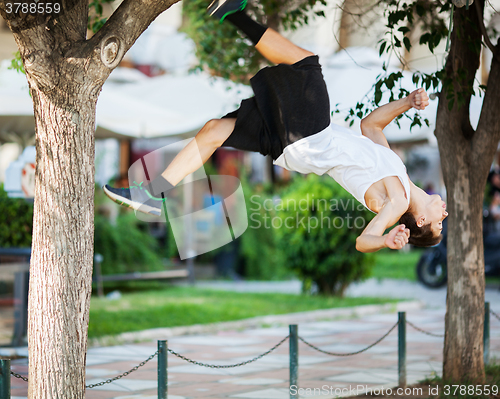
[407,88,429,111]
[385,224,410,250]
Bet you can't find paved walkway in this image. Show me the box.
[6,279,500,398]
[8,302,500,399]
[196,277,500,308]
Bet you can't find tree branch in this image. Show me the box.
[85,0,182,68]
[474,37,500,160]
[474,0,499,61]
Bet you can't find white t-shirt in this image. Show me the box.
[273,123,411,212]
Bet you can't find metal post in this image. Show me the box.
[12,271,29,347]
[289,324,298,399]
[0,359,11,399]
[184,174,196,285]
[398,312,406,388]
[158,340,168,399]
[94,253,104,298]
[484,302,490,366]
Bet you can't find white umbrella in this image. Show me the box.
[0,60,253,141]
[127,26,197,74]
[0,60,126,141]
[95,71,252,139]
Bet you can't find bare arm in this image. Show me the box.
[356,198,410,253]
[360,89,429,149]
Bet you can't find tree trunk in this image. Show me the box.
[0,0,181,394]
[338,0,354,50]
[436,0,500,382]
[28,84,98,397]
[441,143,486,383]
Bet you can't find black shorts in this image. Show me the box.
[221,55,331,160]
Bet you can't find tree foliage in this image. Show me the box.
[277,175,374,296]
[0,184,33,247]
[340,0,491,127]
[88,0,115,33]
[182,0,327,82]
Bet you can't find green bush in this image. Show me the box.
[0,183,174,274]
[276,175,374,296]
[0,184,33,248]
[94,211,169,275]
[239,181,289,280]
[94,187,178,275]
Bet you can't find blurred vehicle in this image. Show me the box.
[416,215,500,288]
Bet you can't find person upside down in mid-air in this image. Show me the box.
[104,0,448,253]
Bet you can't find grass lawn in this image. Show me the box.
[370,249,500,285]
[370,249,423,281]
[88,286,398,338]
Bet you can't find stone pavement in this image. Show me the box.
[8,304,500,399]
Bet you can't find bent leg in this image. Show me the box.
[255,28,314,65]
[160,118,236,186]
[225,10,314,65]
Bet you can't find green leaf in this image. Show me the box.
[386,76,395,89]
[9,51,25,75]
[403,36,411,52]
[379,41,387,56]
[416,4,425,16]
[419,32,431,45]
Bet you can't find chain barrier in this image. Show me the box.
[406,320,445,338]
[168,335,290,368]
[10,351,159,389]
[86,350,159,388]
[8,313,469,386]
[298,320,400,356]
[10,371,28,382]
[9,336,290,386]
[490,309,500,322]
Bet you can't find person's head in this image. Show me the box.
[399,194,448,247]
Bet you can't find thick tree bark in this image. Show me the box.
[436,0,500,382]
[28,78,98,399]
[0,0,181,396]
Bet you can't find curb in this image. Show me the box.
[88,300,424,348]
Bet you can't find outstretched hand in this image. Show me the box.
[385,224,410,250]
[408,88,429,111]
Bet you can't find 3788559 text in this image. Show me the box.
[443,384,498,396]
[5,2,61,14]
